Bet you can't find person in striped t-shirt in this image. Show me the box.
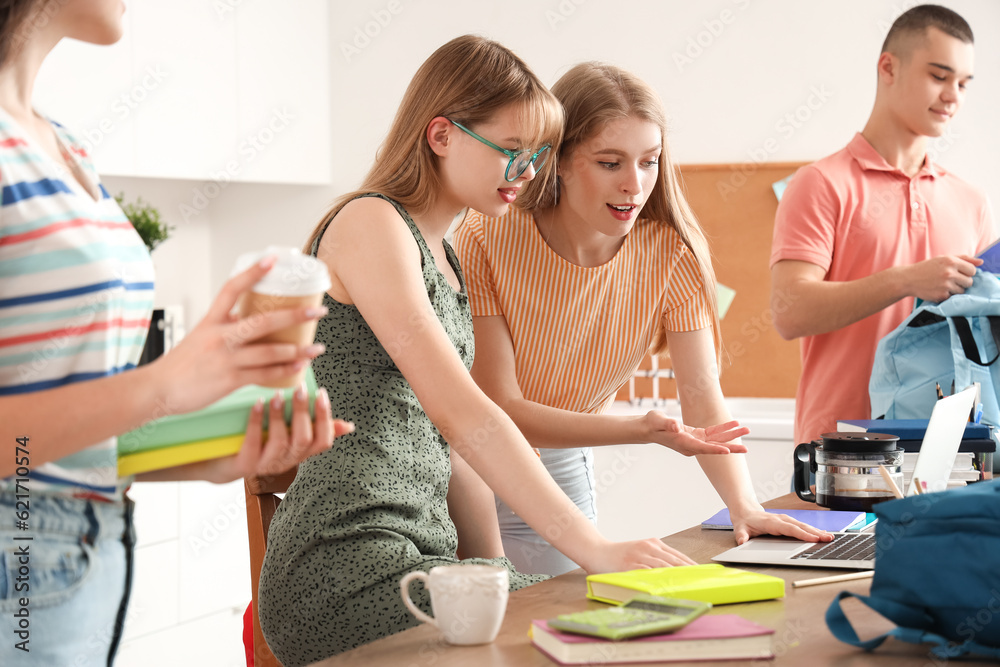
[0,2,348,664]
[453,63,833,575]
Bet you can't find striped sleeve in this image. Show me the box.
[662,242,713,332]
[452,210,502,317]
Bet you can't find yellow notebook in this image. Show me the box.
[586,564,785,606]
[117,433,248,477]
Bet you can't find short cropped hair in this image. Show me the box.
[882,4,974,56]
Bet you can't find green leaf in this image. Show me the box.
[115,192,172,253]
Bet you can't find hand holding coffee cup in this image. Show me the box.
[400,564,509,645]
[231,246,332,388]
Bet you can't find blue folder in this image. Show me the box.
[701,508,866,532]
[977,239,1000,274]
[837,418,990,441]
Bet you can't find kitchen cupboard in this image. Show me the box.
[34,0,331,184]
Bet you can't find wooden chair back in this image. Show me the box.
[244,468,298,667]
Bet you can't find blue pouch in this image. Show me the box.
[826,480,1000,659]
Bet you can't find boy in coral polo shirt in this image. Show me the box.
[770,4,994,445]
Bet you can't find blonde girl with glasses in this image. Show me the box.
[257,38,701,665]
[453,62,833,576]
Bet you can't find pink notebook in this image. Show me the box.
[530,614,774,664]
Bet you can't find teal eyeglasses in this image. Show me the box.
[448,119,551,182]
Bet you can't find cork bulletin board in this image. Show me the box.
[616,162,808,401]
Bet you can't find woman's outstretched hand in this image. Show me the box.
[644,411,750,456]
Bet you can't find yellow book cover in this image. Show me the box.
[117,369,318,475]
[117,433,245,477]
[586,564,784,606]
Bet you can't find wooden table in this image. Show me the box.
[311,494,994,666]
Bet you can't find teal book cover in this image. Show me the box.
[118,368,318,456]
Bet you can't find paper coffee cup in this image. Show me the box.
[231,245,332,388]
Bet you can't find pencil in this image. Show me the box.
[792,571,874,588]
[878,464,904,499]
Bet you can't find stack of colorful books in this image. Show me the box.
[117,369,318,476]
[530,564,783,663]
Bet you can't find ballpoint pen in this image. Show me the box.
[792,571,874,588]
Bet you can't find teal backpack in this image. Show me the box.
[826,480,1000,658]
[869,270,1000,470]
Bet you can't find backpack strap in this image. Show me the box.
[952,316,1000,366]
[826,591,1000,659]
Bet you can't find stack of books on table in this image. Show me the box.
[529,615,774,664]
[837,418,996,482]
[529,564,782,663]
[116,369,318,476]
[901,452,981,490]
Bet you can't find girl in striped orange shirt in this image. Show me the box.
[454,62,831,575]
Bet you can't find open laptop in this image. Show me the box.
[711,387,977,570]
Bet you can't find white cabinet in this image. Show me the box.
[34,1,330,184]
[35,29,135,175]
[129,0,240,180]
[234,1,331,184]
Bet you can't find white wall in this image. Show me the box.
[130,0,1000,328]
[94,2,1000,665]
[322,0,999,193]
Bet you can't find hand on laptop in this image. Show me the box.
[730,507,835,545]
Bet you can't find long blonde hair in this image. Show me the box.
[304,35,563,253]
[518,62,721,359]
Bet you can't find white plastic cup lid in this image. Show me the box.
[231,245,332,296]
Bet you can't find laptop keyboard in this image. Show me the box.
[791,533,876,562]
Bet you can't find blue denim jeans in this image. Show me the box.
[0,491,134,666]
[496,447,597,576]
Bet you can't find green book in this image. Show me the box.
[586,564,785,606]
[118,368,318,457]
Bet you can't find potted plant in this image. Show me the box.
[116,193,175,365]
[115,193,172,253]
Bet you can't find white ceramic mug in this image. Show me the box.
[399,564,509,645]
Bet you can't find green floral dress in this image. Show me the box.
[257,194,545,666]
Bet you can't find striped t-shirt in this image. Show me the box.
[0,108,155,499]
[453,208,712,415]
